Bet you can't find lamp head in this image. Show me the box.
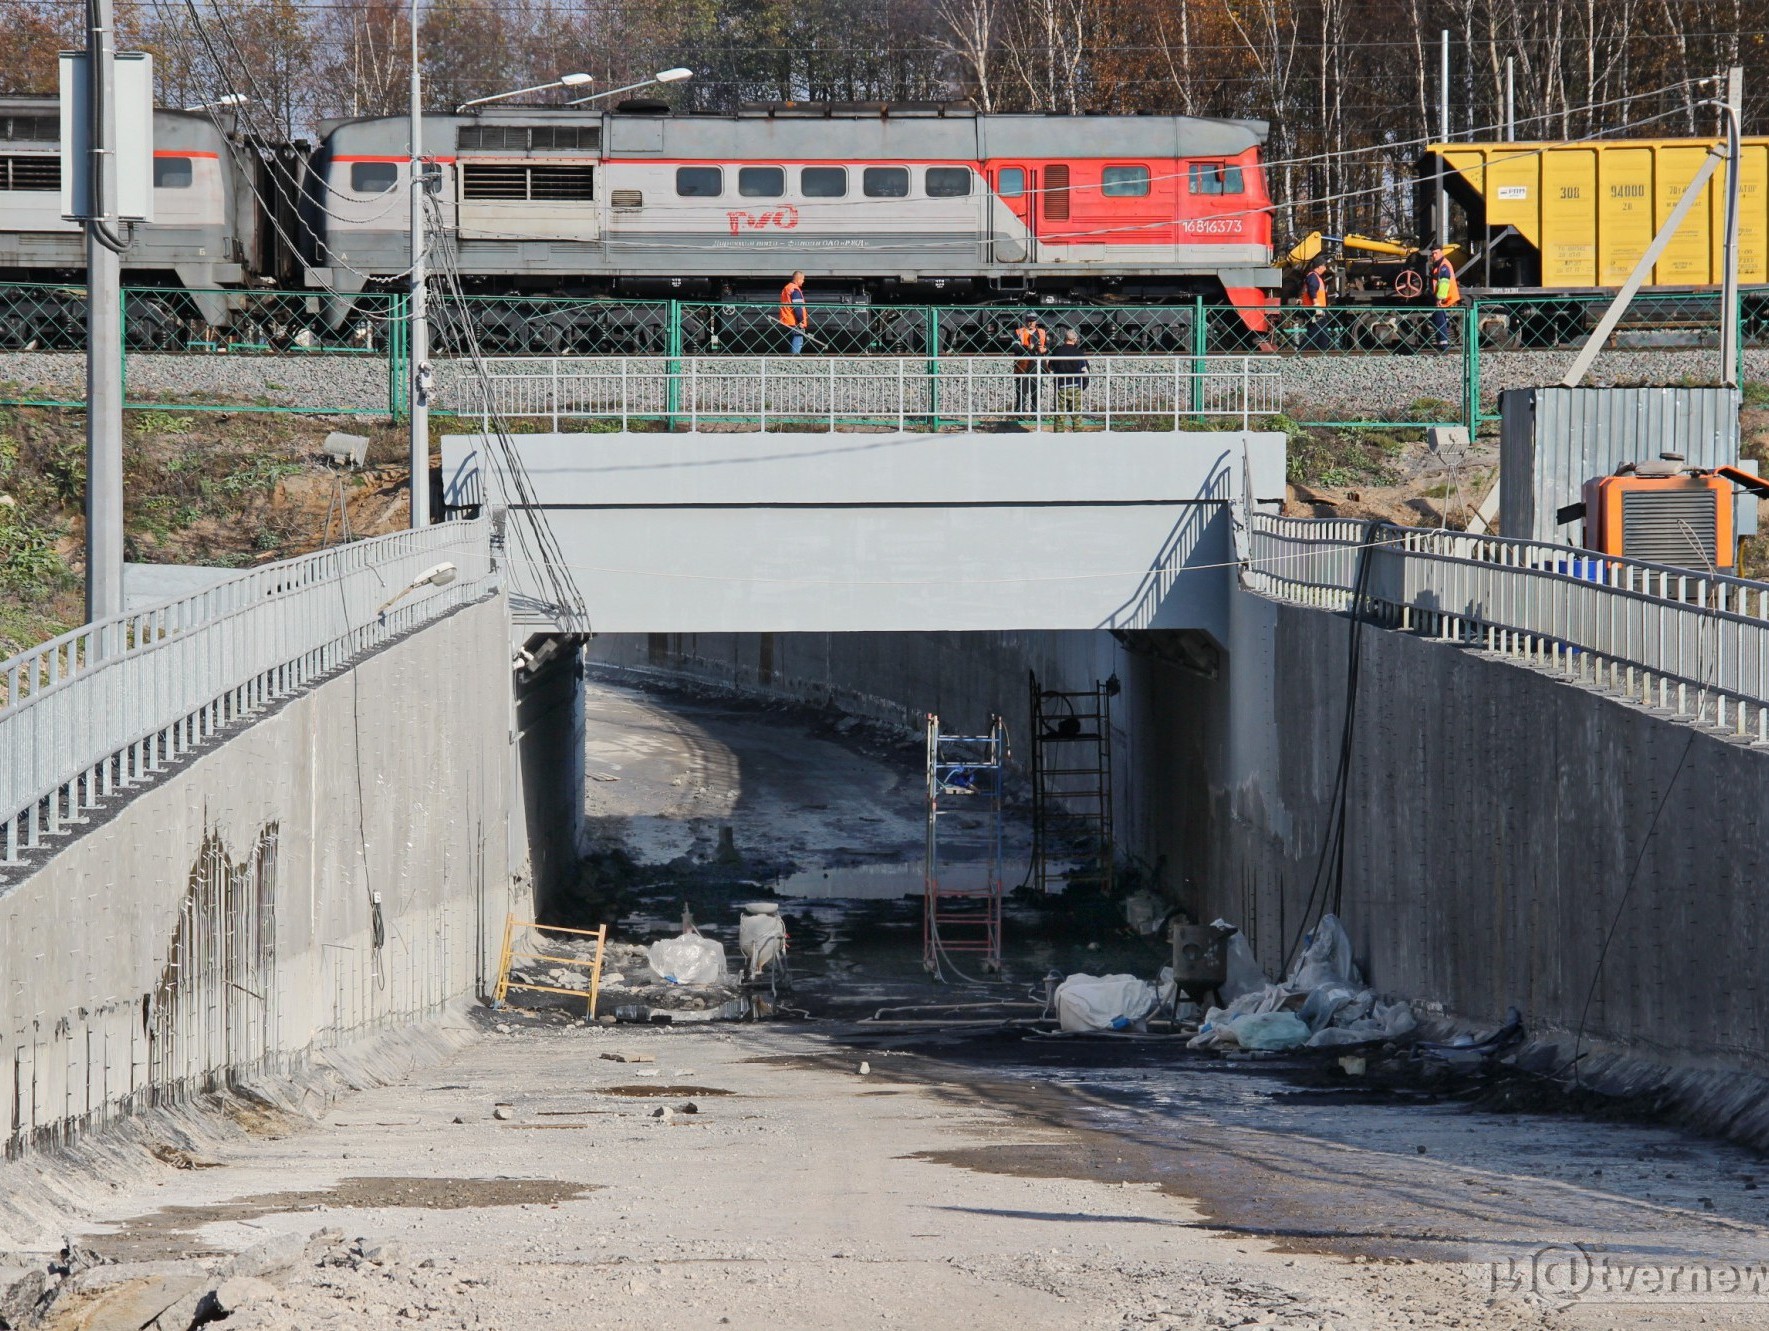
[560,73,593,87]
[655,68,693,83]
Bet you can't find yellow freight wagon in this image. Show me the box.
[1427,138,1769,289]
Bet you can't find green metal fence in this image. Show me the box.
[0,280,1759,430]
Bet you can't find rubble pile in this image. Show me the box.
[0,1228,385,1331]
[1188,914,1418,1053]
[508,933,741,1021]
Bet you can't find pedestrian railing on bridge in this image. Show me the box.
[447,354,1282,432]
[0,520,499,872]
[1246,514,1769,740]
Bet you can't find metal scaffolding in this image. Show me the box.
[922,713,1008,975]
[1029,673,1116,896]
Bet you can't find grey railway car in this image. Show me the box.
[0,99,272,342]
[303,103,1278,349]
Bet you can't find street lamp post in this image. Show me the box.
[458,73,593,113]
[408,0,428,530]
[565,68,693,106]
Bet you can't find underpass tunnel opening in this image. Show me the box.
[508,627,1233,1012]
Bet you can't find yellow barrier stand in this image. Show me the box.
[492,916,609,1019]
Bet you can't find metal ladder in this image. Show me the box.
[923,713,1008,975]
[1029,673,1115,896]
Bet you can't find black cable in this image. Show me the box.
[1282,518,1379,975]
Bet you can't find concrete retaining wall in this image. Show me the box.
[1169,586,1769,1082]
[0,597,523,1154]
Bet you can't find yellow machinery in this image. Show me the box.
[1426,137,1769,289]
[1283,231,1466,300]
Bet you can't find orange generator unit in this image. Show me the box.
[1557,455,1769,573]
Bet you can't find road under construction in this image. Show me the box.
[4,361,1769,1327]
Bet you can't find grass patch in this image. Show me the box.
[1286,426,1408,488]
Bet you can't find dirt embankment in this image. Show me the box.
[0,407,422,656]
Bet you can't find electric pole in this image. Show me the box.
[1437,30,1450,250]
[408,0,430,529]
[84,0,124,622]
[1721,65,1743,389]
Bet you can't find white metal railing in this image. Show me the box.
[0,520,499,870]
[448,354,1282,432]
[1246,513,1769,738]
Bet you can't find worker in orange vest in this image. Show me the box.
[1011,313,1049,418]
[1429,246,1460,352]
[779,270,808,354]
[1300,255,1331,351]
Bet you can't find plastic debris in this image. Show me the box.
[1285,913,1363,993]
[1053,973,1160,1033]
[646,932,729,986]
[1215,920,1270,1002]
[1227,1010,1311,1051]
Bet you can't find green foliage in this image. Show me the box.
[1285,427,1407,488]
[130,410,194,435]
[1742,381,1769,408]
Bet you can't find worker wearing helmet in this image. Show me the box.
[1301,255,1331,351]
[1429,246,1460,353]
[779,271,808,354]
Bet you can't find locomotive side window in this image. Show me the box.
[675,167,723,197]
[996,167,1025,198]
[926,167,971,197]
[0,115,58,142]
[1103,165,1151,197]
[1186,163,1242,195]
[802,167,847,198]
[351,161,399,194]
[863,167,910,198]
[739,167,784,198]
[153,156,194,189]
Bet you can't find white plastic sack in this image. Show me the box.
[1054,973,1159,1033]
[1285,913,1364,993]
[1214,920,1269,1002]
[1123,892,1165,936]
[647,932,729,986]
[1228,1010,1310,1051]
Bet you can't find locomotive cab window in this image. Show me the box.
[996,167,1025,198]
[739,166,784,198]
[351,161,398,194]
[926,166,971,197]
[1102,165,1150,198]
[801,166,847,198]
[863,166,909,198]
[1187,163,1243,195]
[153,156,193,189]
[675,167,723,197]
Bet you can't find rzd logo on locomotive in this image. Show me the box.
[726,205,801,236]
